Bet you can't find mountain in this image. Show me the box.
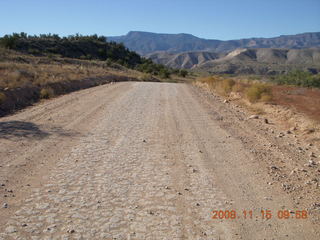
[146,48,320,73]
[108,31,320,55]
[197,48,320,75]
[108,31,220,55]
[146,51,222,69]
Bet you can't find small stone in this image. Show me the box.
[67,229,75,234]
[196,203,200,206]
[264,118,269,124]
[223,99,229,103]
[5,226,17,233]
[309,152,316,158]
[192,168,197,173]
[308,160,316,166]
[142,139,146,143]
[286,130,292,134]
[249,115,259,119]
[2,202,8,208]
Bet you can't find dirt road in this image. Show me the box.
[0,82,319,239]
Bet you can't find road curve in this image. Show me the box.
[0,82,319,239]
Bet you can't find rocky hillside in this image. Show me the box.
[147,48,320,74]
[146,51,222,69]
[109,31,320,55]
[197,48,320,75]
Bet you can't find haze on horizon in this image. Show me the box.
[0,0,319,40]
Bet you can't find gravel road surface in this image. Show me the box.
[0,82,319,239]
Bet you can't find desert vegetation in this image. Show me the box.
[0,34,189,115]
[0,48,137,89]
[196,74,320,122]
[271,70,320,88]
[0,32,179,79]
[198,76,273,103]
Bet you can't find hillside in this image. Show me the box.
[0,33,174,78]
[148,48,320,74]
[146,51,222,69]
[109,31,320,55]
[197,48,320,74]
[109,31,221,55]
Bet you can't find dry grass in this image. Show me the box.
[40,87,54,99]
[245,83,273,103]
[196,74,320,148]
[0,92,6,104]
[196,74,320,123]
[198,76,236,96]
[198,76,273,103]
[0,48,141,89]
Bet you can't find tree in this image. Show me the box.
[179,69,188,77]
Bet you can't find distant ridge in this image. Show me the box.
[197,48,320,75]
[146,51,222,69]
[108,31,320,55]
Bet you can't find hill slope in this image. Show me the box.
[108,31,320,55]
[197,48,320,74]
[146,51,222,69]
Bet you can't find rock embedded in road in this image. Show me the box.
[249,114,259,119]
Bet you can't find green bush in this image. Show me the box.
[159,69,170,79]
[139,73,153,81]
[272,70,320,88]
[179,70,188,77]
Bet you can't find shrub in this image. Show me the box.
[260,93,273,102]
[40,87,54,99]
[232,82,245,92]
[179,70,188,77]
[272,70,320,88]
[159,69,170,79]
[246,83,272,103]
[139,73,152,81]
[199,77,236,96]
[221,79,235,94]
[0,34,20,49]
[0,92,6,104]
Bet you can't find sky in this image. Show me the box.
[0,0,319,40]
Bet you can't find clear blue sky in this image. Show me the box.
[0,0,319,40]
